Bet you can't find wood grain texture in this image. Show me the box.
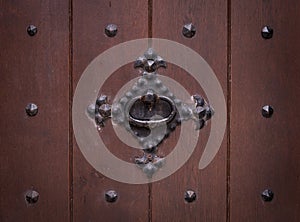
[151,0,228,221]
[72,1,149,221]
[2,1,300,221]
[0,1,70,221]
[231,0,300,221]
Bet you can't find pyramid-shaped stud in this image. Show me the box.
[262,105,274,118]
[99,104,111,117]
[25,103,38,117]
[142,163,158,178]
[261,189,274,202]
[134,48,166,72]
[182,23,196,38]
[105,24,118,37]
[184,190,197,203]
[261,26,273,39]
[145,60,157,72]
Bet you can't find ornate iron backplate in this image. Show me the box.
[88,48,214,177]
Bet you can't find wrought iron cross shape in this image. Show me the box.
[88,48,214,177]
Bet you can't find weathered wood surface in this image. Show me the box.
[0,1,70,221]
[231,0,300,221]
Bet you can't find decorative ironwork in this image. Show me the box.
[135,147,164,178]
[87,48,214,178]
[87,95,111,130]
[134,48,167,72]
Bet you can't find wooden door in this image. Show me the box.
[1,1,299,222]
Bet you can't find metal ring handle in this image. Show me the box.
[128,95,176,128]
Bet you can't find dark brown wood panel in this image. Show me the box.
[72,1,149,221]
[231,0,300,221]
[0,1,70,221]
[151,0,228,221]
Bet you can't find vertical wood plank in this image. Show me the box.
[72,1,149,221]
[231,0,300,221]
[151,0,228,221]
[0,1,70,221]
